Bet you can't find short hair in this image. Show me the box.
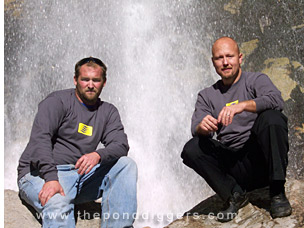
[74,57,107,81]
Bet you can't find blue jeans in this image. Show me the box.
[18,157,137,228]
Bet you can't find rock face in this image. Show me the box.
[165,179,304,228]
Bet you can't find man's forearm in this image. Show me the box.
[239,100,257,113]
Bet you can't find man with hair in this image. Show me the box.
[18,57,137,228]
[181,37,292,222]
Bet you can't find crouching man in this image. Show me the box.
[181,37,292,222]
[18,57,137,227]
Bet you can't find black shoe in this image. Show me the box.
[270,192,292,218]
[217,191,249,223]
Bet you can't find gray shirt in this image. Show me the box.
[18,89,129,182]
[191,72,284,149]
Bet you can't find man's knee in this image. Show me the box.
[181,137,201,162]
[259,110,287,125]
[253,110,288,133]
[116,157,138,177]
[44,194,73,211]
[117,157,137,168]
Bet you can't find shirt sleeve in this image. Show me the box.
[30,96,65,182]
[252,73,284,113]
[96,106,129,163]
[191,90,214,137]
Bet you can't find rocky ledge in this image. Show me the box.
[165,179,304,228]
[4,179,304,228]
[4,190,102,228]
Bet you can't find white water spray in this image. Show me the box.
[5,1,216,226]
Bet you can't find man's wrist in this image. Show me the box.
[93,151,101,162]
[240,100,257,113]
[195,125,210,136]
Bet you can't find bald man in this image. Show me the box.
[181,37,292,222]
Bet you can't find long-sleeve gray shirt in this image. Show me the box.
[18,89,129,182]
[191,72,284,149]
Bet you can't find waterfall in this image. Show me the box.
[5,0,216,226]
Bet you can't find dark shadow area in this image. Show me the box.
[74,201,101,222]
[183,186,271,216]
[20,195,42,225]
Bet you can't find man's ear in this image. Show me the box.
[211,57,215,67]
[73,76,77,86]
[103,79,107,87]
[239,53,243,65]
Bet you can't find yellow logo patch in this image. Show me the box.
[78,123,93,136]
[226,100,239,106]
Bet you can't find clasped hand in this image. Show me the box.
[197,104,244,135]
[75,151,101,175]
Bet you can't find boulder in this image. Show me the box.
[4,190,102,228]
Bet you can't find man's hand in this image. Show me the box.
[75,152,101,175]
[217,105,240,126]
[218,100,257,126]
[38,181,65,206]
[196,115,219,136]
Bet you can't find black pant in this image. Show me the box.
[181,110,289,202]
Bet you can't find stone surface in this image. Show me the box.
[4,190,102,228]
[165,179,304,228]
[5,179,303,227]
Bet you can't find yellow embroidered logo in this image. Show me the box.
[78,123,93,136]
[226,100,239,106]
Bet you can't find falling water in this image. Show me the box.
[5,0,217,226]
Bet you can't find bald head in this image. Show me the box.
[212,37,240,57]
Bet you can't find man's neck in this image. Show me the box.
[222,69,242,86]
[81,102,99,110]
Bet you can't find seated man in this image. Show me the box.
[17,57,137,228]
[181,37,292,222]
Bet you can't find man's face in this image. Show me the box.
[212,38,242,85]
[74,64,106,105]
